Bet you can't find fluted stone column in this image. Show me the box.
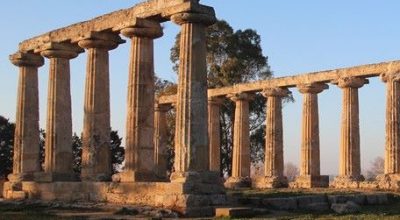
[154,103,171,180]
[113,24,163,182]
[253,88,290,189]
[34,43,82,182]
[332,77,368,188]
[208,97,224,173]
[382,72,400,175]
[170,12,217,183]
[78,32,124,181]
[293,83,329,188]
[8,52,44,182]
[225,92,255,188]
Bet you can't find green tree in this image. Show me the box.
[0,116,15,178]
[169,20,285,176]
[72,133,82,174]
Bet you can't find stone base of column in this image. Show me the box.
[252,176,288,189]
[81,172,111,182]
[375,174,400,190]
[112,170,160,183]
[224,177,251,189]
[7,173,35,182]
[330,175,365,189]
[290,175,329,188]
[33,172,78,182]
[170,171,223,184]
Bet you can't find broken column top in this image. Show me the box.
[18,0,215,52]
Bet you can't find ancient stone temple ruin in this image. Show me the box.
[3,0,400,217]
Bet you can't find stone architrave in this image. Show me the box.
[208,96,224,173]
[78,32,125,181]
[253,88,290,189]
[34,43,82,182]
[332,77,368,188]
[153,103,171,180]
[225,92,255,188]
[169,12,218,183]
[292,83,329,188]
[113,24,163,182]
[8,52,44,182]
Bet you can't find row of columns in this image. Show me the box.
[204,73,399,189]
[9,12,217,183]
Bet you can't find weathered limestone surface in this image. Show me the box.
[170,12,217,182]
[382,68,400,175]
[35,43,82,182]
[332,77,368,188]
[154,104,171,180]
[19,1,215,52]
[292,83,329,188]
[253,88,290,189]
[225,92,254,188]
[208,97,224,173]
[115,23,163,183]
[79,33,124,181]
[8,52,44,182]
[158,61,400,105]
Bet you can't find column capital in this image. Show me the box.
[381,72,400,83]
[262,87,291,98]
[227,92,255,102]
[77,31,125,50]
[10,52,44,67]
[171,12,216,26]
[297,83,328,94]
[35,42,83,59]
[121,26,163,39]
[208,96,224,105]
[335,77,369,89]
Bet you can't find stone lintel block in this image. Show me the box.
[215,207,254,218]
[252,176,288,189]
[34,42,84,54]
[224,177,251,189]
[73,31,125,44]
[19,0,215,52]
[112,170,158,183]
[291,175,329,188]
[33,172,78,183]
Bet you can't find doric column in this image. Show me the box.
[225,92,255,188]
[253,88,290,189]
[78,32,124,181]
[208,97,224,173]
[169,12,216,182]
[381,71,400,175]
[34,43,82,182]
[153,103,171,180]
[293,83,329,188]
[114,23,163,182]
[332,77,368,187]
[8,52,44,182]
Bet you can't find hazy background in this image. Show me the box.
[0,0,399,175]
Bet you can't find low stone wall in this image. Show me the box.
[232,193,393,213]
[2,181,227,217]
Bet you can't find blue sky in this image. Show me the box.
[0,0,399,175]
